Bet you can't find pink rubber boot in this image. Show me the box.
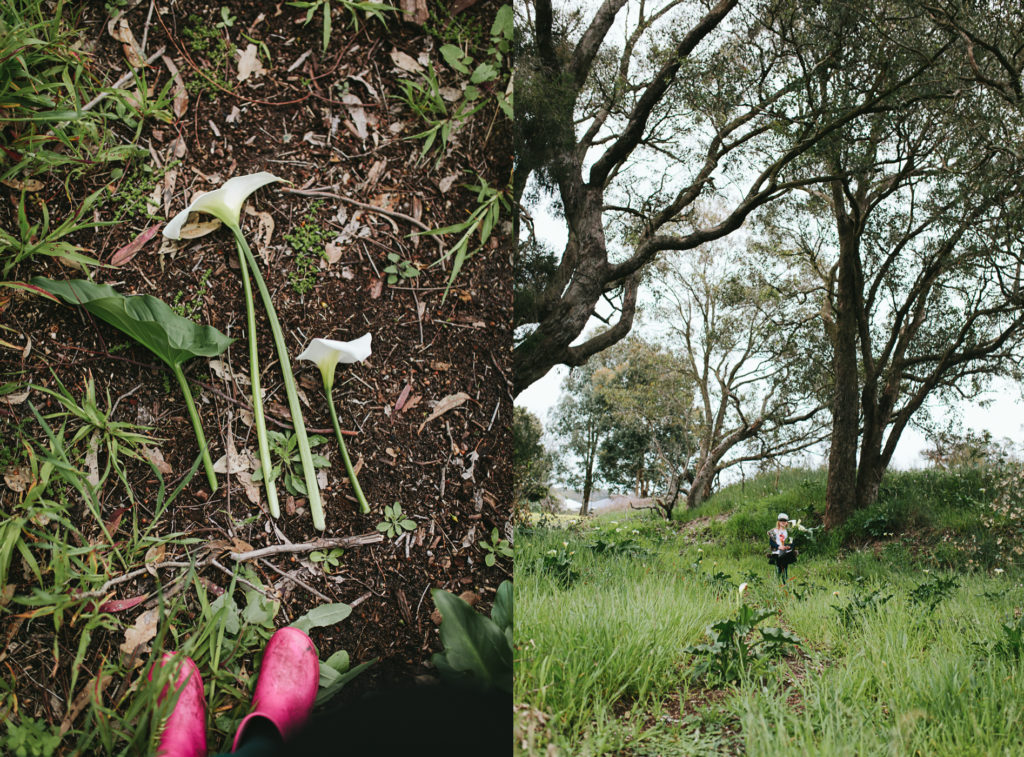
[148,653,207,757]
[232,627,319,750]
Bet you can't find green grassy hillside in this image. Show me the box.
[514,467,1024,755]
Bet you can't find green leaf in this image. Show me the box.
[315,658,376,706]
[470,62,498,84]
[440,45,471,74]
[242,589,280,628]
[430,588,512,692]
[400,519,417,531]
[324,649,350,674]
[209,593,241,635]
[492,580,512,633]
[290,602,353,633]
[490,4,513,40]
[376,522,391,533]
[31,278,233,368]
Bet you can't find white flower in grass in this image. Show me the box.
[995,568,1005,574]
[739,582,748,596]
[163,172,285,238]
[297,333,372,389]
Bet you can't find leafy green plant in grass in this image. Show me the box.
[479,527,512,567]
[32,278,232,492]
[540,545,579,587]
[432,580,512,692]
[683,603,801,684]
[1,188,110,277]
[399,4,512,163]
[33,373,154,460]
[289,0,394,52]
[3,715,62,757]
[419,176,510,303]
[832,586,893,628]
[908,571,960,612]
[991,615,1024,659]
[589,537,648,558]
[250,430,331,497]
[377,502,416,538]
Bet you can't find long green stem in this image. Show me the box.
[237,245,280,517]
[228,224,324,529]
[171,363,217,493]
[325,381,370,514]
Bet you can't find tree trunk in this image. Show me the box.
[824,221,861,529]
[579,465,593,516]
[687,460,718,510]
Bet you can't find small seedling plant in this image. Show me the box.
[310,547,344,574]
[382,251,420,285]
[683,603,801,685]
[251,431,331,497]
[478,527,512,566]
[377,502,416,538]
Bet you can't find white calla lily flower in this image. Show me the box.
[163,172,284,239]
[299,333,373,514]
[297,334,372,389]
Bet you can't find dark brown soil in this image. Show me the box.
[0,0,511,733]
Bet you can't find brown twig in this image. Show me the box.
[229,532,384,561]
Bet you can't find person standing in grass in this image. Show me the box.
[768,513,797,584]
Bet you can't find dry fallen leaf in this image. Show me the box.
[418,392,471,433]
[209,359,251,387]
[108,17,145,68]
[119,608,159,656]
[111,225,160,266]
[389,49,424,74]
[438,174,460,194]
[243,205,275,257]
[1,388,30,406]
[1,178,43,192]
[212,442,258,475]
[162,56,189,119]
[3,467,31,493]
[231,538,255,554]
[370,278,383,299]
[142,446,173,475]
[60,674,112,736]
[342,93,368,140]
[144,543,166,564]
[236,470,261,505]
[324,241,344,265]
[236,44,267,82]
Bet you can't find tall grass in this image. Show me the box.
[515,468,1024,755]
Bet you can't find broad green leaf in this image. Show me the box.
[470,62,499,84]
[491,4,513,40]
[290,602,352,633]
[315,658,376,706]
[430,588,512,693]
[440,45,471,74]
[31,278,232,368]
[209,593,241,635]
[324,649,350,674]
[242,588,280,627]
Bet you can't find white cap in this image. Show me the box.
[777,513,789,521]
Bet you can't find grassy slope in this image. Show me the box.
[515,468,1024,756]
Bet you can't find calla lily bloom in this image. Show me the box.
[298,334,372,514]
[163,172,284,238]
[164,171,325,528]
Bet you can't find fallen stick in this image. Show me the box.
[229,532,384,561]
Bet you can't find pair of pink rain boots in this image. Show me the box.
[149,627,319,757]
